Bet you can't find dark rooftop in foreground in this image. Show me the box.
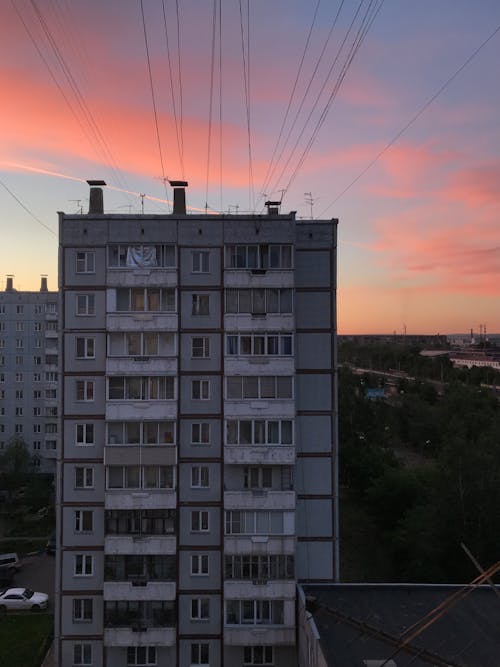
[302,583,500,667]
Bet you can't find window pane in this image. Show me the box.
[260,376,275,398]
[277,376,293,398]
[243,376,258,398]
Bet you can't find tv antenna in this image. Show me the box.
[140,194,146,214]
[69,199,84,214]
[304,192,316,218]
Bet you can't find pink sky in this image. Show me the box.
[1,0,499,334]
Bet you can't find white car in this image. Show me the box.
[0,587,49,611]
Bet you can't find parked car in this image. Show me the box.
[0,587,49,611]
[46,532,56,555]
[0,553,22,575]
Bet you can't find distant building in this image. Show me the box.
[298,583,500,667]
[450,350,500,371]
[55,181,339,667]
[0,276,59,472]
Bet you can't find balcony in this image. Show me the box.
[106,357,176,374]
[104,626,176,647]
[225,446,295,465]
[225,357,294,376]
[224,626,295,646]
[106,269,177,288]
[106,313,177,332]
[224,313,294,332]
[105,535,176,555]
[224,490,295,511]
[106,401,177,421]
[224,580,295,600]
[105,491,176,511]
[224,535,295,556]
[103,581,176,601]
[224,270,294,289]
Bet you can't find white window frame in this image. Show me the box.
[76,380,94,402]
[126,646,157,666]
[73,598,93,623]
[191,554,209,576]
[75,466,94,489]
[76,337,95,359]
[191,422,210,445]
[192,379,210,400]
[73,643,92,666]
[192,250,210,273]
[192,337,210,359]
[191,510,209,533]
[191,466,209,489]
[76,423,94,446]
[74,510,93,533]
[191,597,210,621]
[190,643,209,666]
[76,294,95,316]
[76,251,96,274]
[192,294,209,316]
[74,554,93,577]
[243,646,274,665]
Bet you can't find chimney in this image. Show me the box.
[87,180,106,214]
[265,200,281,215]
[169,180,188,215]
[5,275,14,291]
[40,275,48,292]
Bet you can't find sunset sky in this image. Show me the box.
[1,0,499,334]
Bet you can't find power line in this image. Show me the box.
[140,0,168,195]
[205,0,218,209]
[317,21,500,218]
[0,178,56,236]
[239,0,254,210]
[162,0,184,180]
[175,0,185,173]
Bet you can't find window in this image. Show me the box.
[192,250,209,273]
[225,554,294,581]
[33,389,41,399]
[0,374,3,383]
[74,510,93,533]
[16,305,24,314]
[107,421,175,446]
[226,333,293,356]
[45,372,58,382]
[105,509,176,536]
[191,511,209,532]
[225,288,293,314]
[45,389,57,399]
[225,599,284,625]
[192,337,210,358]
[15,390,23,400]
[74,554,93,576]
[76,381,94,402]
[190,643,209,666]
[192,380,209,400]
[45,440,57,451]
[106,465,174,490]
[191,422,210,445]
[76,294,95,316]
[15,338,23,349]
[192,294,209,316]
[225,244,292,269]
[33,407,41,416]
[127,647,157,666]
[16,355,24,365]
[73,598,93,622]
[225,511,284,535]
[108,244,175,268]
[15,321,24,331]
[108,376,175,401]
[115,287,176,312]
[191,466,209,488]
[191,598,210,620]
[75,467,94,489]
[34,322,42,332]
[15,424,23,434]
[76,251,96,274]
[108,332,175,357]
[34,305,42,314]
[33,441,41,450]
[76,423,94,446]
[226,376,293,400]
[243,467,274,490]
[33,373,41,382]
[15,407,23,416]
[76,337,95,359]
[243,646,274,665]
[191,554,209,576]
[226,419,293,446]
[73,643,92,666]
[33,424,41,433]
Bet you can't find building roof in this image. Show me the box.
[302,583,500,667]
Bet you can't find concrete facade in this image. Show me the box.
[0,276,59,472]
[55,185,338,667]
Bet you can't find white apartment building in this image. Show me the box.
[0,275,59,472]
[55,182,338,667]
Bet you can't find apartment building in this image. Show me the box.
[55,182,338,667]
[0,275,59,472]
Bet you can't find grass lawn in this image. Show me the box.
[0,613,53,667]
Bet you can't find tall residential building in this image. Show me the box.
[55,182,338,667]
[0,275,59,472]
